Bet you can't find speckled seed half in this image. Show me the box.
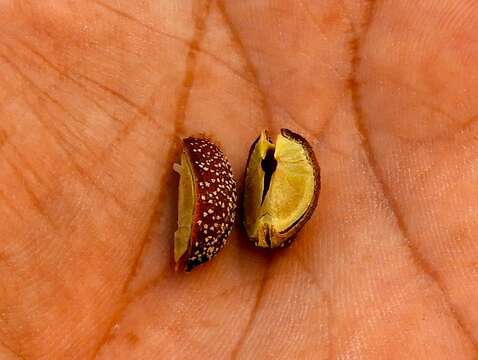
[181,137,237,271]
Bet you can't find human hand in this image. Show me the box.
[0,1,477,359]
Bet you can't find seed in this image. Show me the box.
[173,137,237,271]
[242,128,320,248]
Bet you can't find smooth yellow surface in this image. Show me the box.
[243,131,273,244]
[173,153,195,262]
[244,131,315,247]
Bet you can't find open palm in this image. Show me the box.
[1,1,477,359]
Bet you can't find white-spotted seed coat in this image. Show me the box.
[181,137,237,271]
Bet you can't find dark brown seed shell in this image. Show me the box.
[181,137,237,271]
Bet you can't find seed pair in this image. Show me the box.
[173,129,320,272]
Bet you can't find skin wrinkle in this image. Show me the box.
[240,41,343,81]
[217,1,274,131]
[0,48,93,153]
[0,308,25,359]
[383,77,478,142]
[93,267,264,333]
[117,172,172,295]
[24,100,130,215]
[0,339,25,360]
[386,77,459,122]
[392,116,478,146]
[298,0,332,43]
[85,267,171,359]
[218,0,343,143]
[72,72,161,126]
[11,38,165,137]
[228,248,328,357]
[0,134,94,229]
[459,114,478,133]
[6,142,48,190]
[3,34,124,134]
[11,35,143,130]
[87,270,169,359]
[0,189,25,221]
[91,2,212,358]
[229,260,273,360]
[90,0,257,88]
[129,269,169,301]
[268,95,334,142]
[300,0,368,94]
[1,153,57,230]
[0,49,90,132]
[0,38,173,216]
[6,36,169,160]
[314,131,352,160]
[10,0,252,93]
[348,0,478,351]
[123,275,265,324]
[22,93,132,217]
[325,294,334,360]
[288,247,320,287]
[0,129,7,149]
[89,0,191,45]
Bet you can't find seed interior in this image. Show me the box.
[264,135,315,232]
[243,130,316,247]
[173,153,195,263]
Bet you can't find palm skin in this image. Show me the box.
[0,0,477,359]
